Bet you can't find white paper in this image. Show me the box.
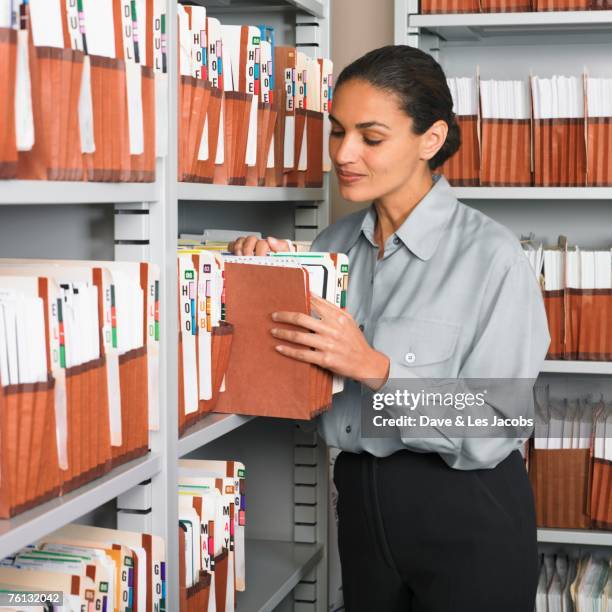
[82,0,115,58]
[29,0,64,48]
[15,29,34,152]
[125,62,145,155]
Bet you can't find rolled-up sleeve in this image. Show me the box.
[374,253,551,469]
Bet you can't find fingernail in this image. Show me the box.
[275,345,284,352]
[271,328,278,335]
[271,313,278,321]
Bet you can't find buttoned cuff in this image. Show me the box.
[373,358,420,395]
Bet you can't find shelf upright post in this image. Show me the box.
[295,2,330,240]
[149,0,179,608]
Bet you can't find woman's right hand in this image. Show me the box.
[227,236,294,256]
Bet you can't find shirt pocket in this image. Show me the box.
[372,316,461,378]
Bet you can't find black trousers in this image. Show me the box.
[333,449,539,612]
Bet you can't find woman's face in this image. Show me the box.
[329,78,443,202]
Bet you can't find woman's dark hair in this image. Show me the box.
[335,45,460,169]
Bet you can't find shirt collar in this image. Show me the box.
[346,175,458,261]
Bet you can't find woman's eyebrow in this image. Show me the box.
[329,115,390,130]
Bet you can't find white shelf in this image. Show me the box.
[453,187,612,200]
[538,528,612,546]
[410,10,612,41]
[193,0,325,18]
[178,183,326,202]
[0,453,161,559]
[540,360,612,375]
[236,539,324,612]
[178,413,255,457]
[0,181,160,205]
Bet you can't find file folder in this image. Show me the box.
[532,76,587,187]
[442,77,479,186]
[586,77,612,186]
[0,26,17,178]
[268,46,296,187]
[16,3,85,181]
[480,79,531,186]
[215,261,331,419]
[420,0,480,14]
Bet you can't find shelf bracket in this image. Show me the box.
[114,202,151,262]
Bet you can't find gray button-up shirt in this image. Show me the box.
[310,175,550,469]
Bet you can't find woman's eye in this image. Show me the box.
[330,131,344,137]
[364,137,382,146]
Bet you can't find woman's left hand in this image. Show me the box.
[271,294,390,391]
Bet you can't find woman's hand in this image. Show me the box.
[270,294,390,391]
[228,235,294,256]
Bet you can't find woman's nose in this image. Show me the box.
[332,135,359,165]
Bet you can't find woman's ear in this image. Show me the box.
[419,119,448,163]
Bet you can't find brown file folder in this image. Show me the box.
[215,263,331,419]
[587,117,612,186]
[480,119,531,186]
[286,108,307,188]
[440,115,480,186]
[529,447,592,529]
[179,321,234,436]
[179,523,212,612]
[566,289,612,361]
[420,0,480,13]
[304,110,324,188]
[0,378,61,518]
[17,14,85,181]
[192,87,223,183]
[480,0,532,9]
[130,66,156,182]
[543,289,564,360]
[267,46,295,187]
[0,28,18,178]
[534,119,587,186]
[535,0,588,9]
[590,457,612,529]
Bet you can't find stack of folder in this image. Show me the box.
[177,244,349,427]
[442,77,480,186]
[529,387,611,530]
[586,77,612,186]
[0,259,159,517]
[442,73,612,187]
[419,0,602,12]
[532,75,586,186]
[0,0,167,182]
[0,524,166,611]
[535,554,611,611]
[178,459,246,612]
[480,79,531,186]
[176,4,333,187]
[524,241,612,361]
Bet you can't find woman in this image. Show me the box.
[230,45,550,611]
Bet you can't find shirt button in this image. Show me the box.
[405,352,416,363]
[358,324,364,331]
[345,425,352,434]
[393,236,401,245]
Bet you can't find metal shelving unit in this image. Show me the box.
[395,0,612,552]
[538,529,612,547]
[178,414,255,457]
[0,181,161,205]
[407,10,612,40]
[178,182,328,203]
[454,187,612,201]
[236,540,324,612]
[0,0,331,610]
[541,361,612,375]
[0,454,161,560]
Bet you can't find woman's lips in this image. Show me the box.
[336,168,366,184]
